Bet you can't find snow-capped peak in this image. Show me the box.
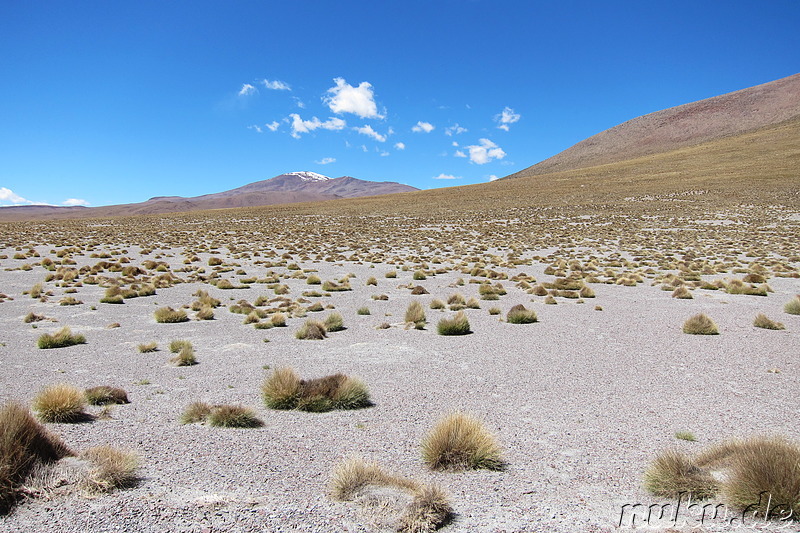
[285,171,331,182]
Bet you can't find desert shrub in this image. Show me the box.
[436,311,471,336]
[466,297,481,309]
[306,274,321,285]
[410,285,429,295]
[208,257,223,266]
[274,284,290,295]
[322,280,351,292]
[154,307,188,323]
[429,299,445,310]
[405,301,426,329]
[59,296,83,306]
[262,368,370,412]
[675,431,697,442]
[100,286,124,304]
[372,294,389,301]
[29,283,44,299]
[180,401,212,424]
[216,279,234,289]
[356,307,371,315]
[169,339,192,353]
[385,271,397,278]
[32,384,89,423]
[672,286,693,299]
[531,285,549,296]
[578,285,596,298]
[329,457,452,533]
[413,270,427,281]
[206,405,263,428]
[306,302,324,312]
[84,386,129,406]
[784,296,800,315]
[488,307,501,315]
[243,311,261,324]
[261,367,301,409]
[366,276,378,286]
[23,312,45,323]
[80,445,139,493]
[137,342,158,353]
[195,306,214,320]
[421,412,505,471]
[506,304,538,324]
[295,319,327,340]
[726,280,768,296]
[644,449,719,499]
[270,312,287,327]
[37,327,86,349]
[682,313,719,335]
[0,402,73,513]
[753,313,785,330]
[170,345,197,366]
[324,312,345,332]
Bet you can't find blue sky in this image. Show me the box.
[1,1,798,207]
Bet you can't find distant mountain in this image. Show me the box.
[0,172,418,220]
[507,72,800,179]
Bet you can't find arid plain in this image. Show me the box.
[2,91,800,530]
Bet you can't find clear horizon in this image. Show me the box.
[1,1,799,207]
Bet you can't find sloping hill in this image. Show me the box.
[508,73,800,179]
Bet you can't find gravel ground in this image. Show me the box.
[1,245,798,532]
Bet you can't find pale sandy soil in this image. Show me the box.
[0,244,798,532]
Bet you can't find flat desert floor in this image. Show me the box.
[0,201,798,532]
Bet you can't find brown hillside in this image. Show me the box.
[509,72,800,178]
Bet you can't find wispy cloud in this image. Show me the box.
[454,150,467,158]
[288,114,346,138]
[355,124,387,142]
[394,142,406,150]
[494,106,520,131]
[445,123,467,136]
[432,173,461,180]
[262,79,291,91]
[248,125,263,133]
[265,121,280,132]
[488,175,499,182]
[412,121,434,133]
[0,187,33,205]
[238,83,257,96]
[62,198,89,206]
[315,157,336,165]
[465,138,506,164]
[324,78,383,119]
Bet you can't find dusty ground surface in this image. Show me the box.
[0,204,798,532]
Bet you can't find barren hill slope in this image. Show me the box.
[508,72,800,179]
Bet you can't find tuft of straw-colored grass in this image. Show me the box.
[405,300,427,329]
[506,304,538,324]
[206,405,263,428]
[295,319,327,340]
[436,311,471,336]
[137,342,158,353]
[154,307,188,323]
[421,412,504,471]
[682,313,719,335]
[180,401,212,424]
[80,445,139,494]
[84,386,129,406]
[37,327,86,349]
[783,296,800,315]
[262,367,301,410]
[32,384,89,423]
[324,312,345,332]
[644,449,719,499]
[753,313,785,330]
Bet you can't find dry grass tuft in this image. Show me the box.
[154,306,188,323]
[170,345,197,366]
[37,327,86,349]
[324,312,345,332]
[32,384,90,423]
[261,367,301,410]
[682,313,719,335]
[205,405,263,428]
[644,449,719,499]
[137,342,158,353]
[84,386,129,406]
[405,300,427,329]
[753,313,785,330]
[329,456,452,533]
[436,311,471,336]
[262,368,370,412]
[506,304,538,324]
[180,401,213,424]
[295,319,327,340]
[421,412,504,471]
[80,445,139,494]
[784,296,800,315]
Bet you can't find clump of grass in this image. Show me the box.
[671,286,693,299]
[306,274,321,285]
[59,296,83,306]
[154,306,188,323]
[295,319,327,340]
[506,304,538,324]
[366,276,378,286]
[753,313,785,330]
[412,270,427,281]
[195,305,214,320]
[80,445,139,493]
[32,384,89,423]
[84,386,129,406]
[137,342,158,353]
[99,286,124,304]
[169,339,192,353]
[682,313,719,335]
[170,345,197,366]
[436,311,471,336]
[0,402,73,513]
[261,368,370,412]
[385,270,397,278]
[544,295,557,305]
[37,327,86,349]
[578,285,596,298]
[324,312,345,332]
[488,307,501,315]
[356,307,371,315]
[23,312,46,323]
[644,449,719,499]
[429,299,445,310]
[329,456,452,533]
[421,412,505,471]
[410,285,429,295]
[784,296,800,315]
[180,401,212,424]
[404,301,427,329]
[205,405,263,428]
[675,431,697,442]
[270,312,287,327]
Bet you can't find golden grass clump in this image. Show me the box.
[262,368,370,412]
[37,327,86,349]
[0,402,73,513]
[753,313,785,330]
[170,345,197,366]
[205,405,263,428]
[154,306,188,323]
[671,286,693,299]
[179,401,213,424]
[261,367,301,410]
[784,296,800,315]
[643,449,719,500]
[682,313,719,335]
[32,384,89,423]
[295,319,327,340]
[405,300,427,329]
[324,312,345,332]
[421,412,505,471]
[505,304,538,324]
[329,456,452,533]
[84,386,129,406]
[436,311,471,336]
[80,445,139,494]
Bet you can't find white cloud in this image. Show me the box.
[324,78,383,119]
[452,141,459,147]
[495,106,520,131]
[454,150,466,158]
[315,157,336,165]
[238,83,257,96]
[412,121,434,133]
[488,175,499,182]
[0,187,33,205]
[262,79,291,91]
[380,151,390,157]
[432,173,461,180]
[361,145,368,152]
[445,123,467,136]
[265,121,280,132]
[466,138,506,164]
[394,142,405,150]
[292,96,305,108]
[288,114,346,138]
[62,198,89,206]
[248,125,263,133]
[355,124,386,142]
